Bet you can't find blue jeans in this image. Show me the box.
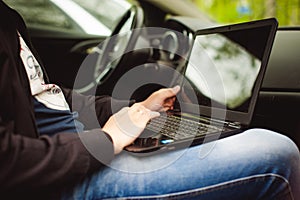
[62,129,300,199]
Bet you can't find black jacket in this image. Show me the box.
[0,2,129,198]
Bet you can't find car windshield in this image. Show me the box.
[191,0,300,27]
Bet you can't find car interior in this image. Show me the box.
[4,0,299,148]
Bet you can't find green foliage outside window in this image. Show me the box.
[192,0,300,26]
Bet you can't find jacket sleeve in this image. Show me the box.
[0,47,114,196]
[0,122,114,195]
[61,87,134,129]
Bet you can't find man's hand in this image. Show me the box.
[102,86,180,154]
[140,85,180,112]
[102,103,160,154]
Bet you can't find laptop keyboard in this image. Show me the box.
[146,113,222,140]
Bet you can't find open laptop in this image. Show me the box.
[125,18,278,155]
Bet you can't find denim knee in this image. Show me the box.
[243,128,300,199]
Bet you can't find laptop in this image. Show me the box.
[125,18,278,155]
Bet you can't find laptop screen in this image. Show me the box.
[178,19,277,125]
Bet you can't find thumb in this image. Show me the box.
[171,85,180,95]
[161,85,181,98]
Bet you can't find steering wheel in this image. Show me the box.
[75,6,144,94]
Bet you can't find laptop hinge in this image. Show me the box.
[201,117,242,129]
[226,122,242,129]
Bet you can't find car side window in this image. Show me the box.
[4,0,74,32]
[3,0,131,36]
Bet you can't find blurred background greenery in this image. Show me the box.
[192,0,300,26]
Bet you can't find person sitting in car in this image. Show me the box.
[0,1,299,200]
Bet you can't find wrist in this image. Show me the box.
[102,129,121,154]
[137,101,149,110]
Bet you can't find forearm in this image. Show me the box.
[0,126,114,192]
